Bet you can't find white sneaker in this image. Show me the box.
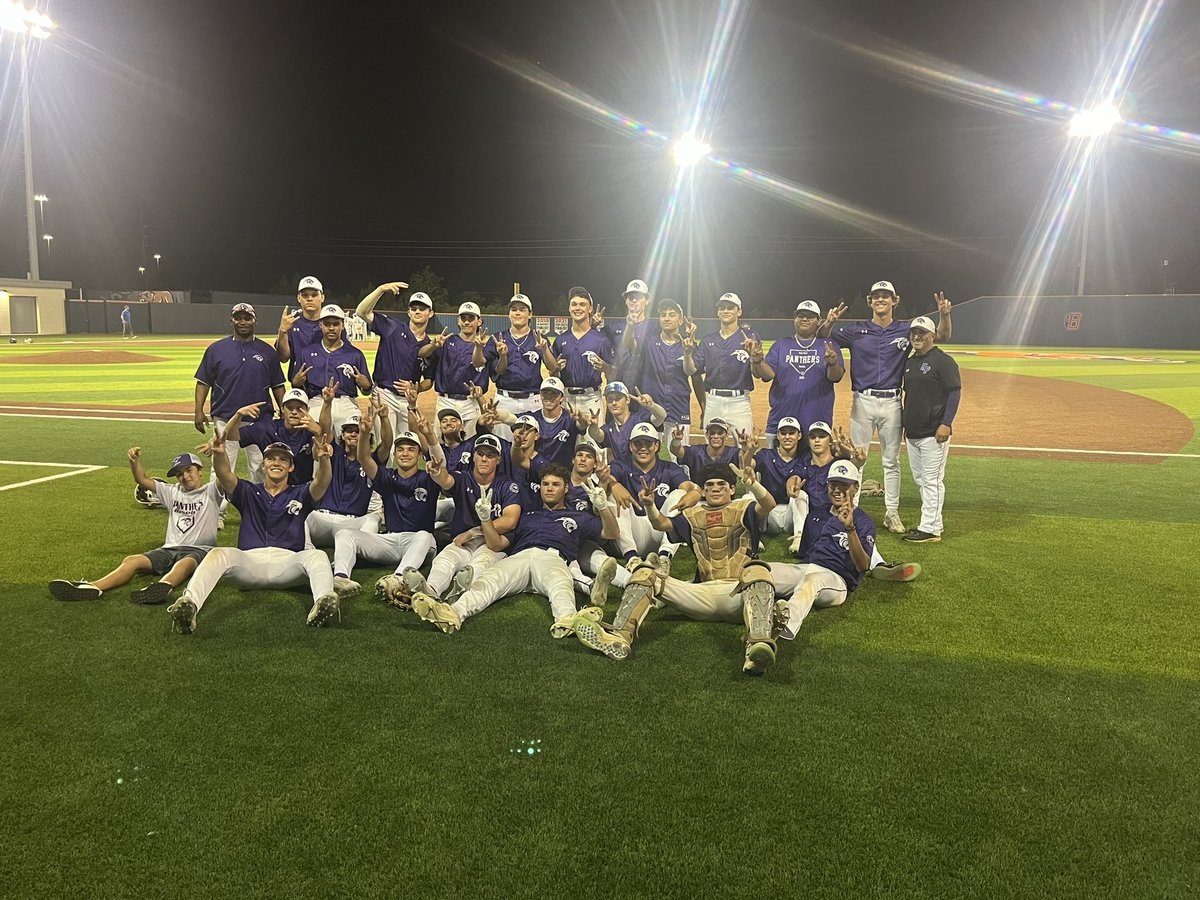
[883,511,906,534]
[332,575,361,598]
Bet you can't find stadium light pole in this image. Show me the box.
[672,132,711,318]
[34,192,48,233]
[2,2,56,281]
[1068,103,1120,296]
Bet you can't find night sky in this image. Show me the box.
[3,0,1199,314]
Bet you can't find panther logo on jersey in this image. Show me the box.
[286,500,304,515]
[253,354,264,362]
[836,531,849,549]
[460,451,472,467]
[508,483,520,494]
[554,431,571,443]
[338,363,357,379]
[733,349,751,363]
[890,337,911,351]
[558,517,579,533]
[583,350,603,367]
[523,350,541,364]
[414,488,428,502]
[655,483,671,498]
[177,515,195,534]
[573,499,589,511]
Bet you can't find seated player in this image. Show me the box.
[305,405,391,548]
[493,376,590,469]
[224,387,328,486]
[670,417,739,477]
[408,463,619,637]
[167,433,339,634]
[740,416,810,552]
[588,381,666,465]
[50,448,221,606]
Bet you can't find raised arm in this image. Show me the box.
[682,318,699,376]
[208,429,239,495]
[221,402,264,445]
[275,306,300,361]
[817,302,847,339]
[127,447,157,492]
[736,463,776,520]
[534,330,561,374]
[355,281,408,324]
[476,487,513,553]
[934,292,952,342]
[309,433,333,503]
[635,391,667,428]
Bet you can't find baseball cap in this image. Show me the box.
[629,422,660,442]
[282,388,308,407]
[717,292,742,309]
[540,376,565,394]
[827,460,861,484]
[567,286,592,302]
[807,421,832,435]
[777,417,802,433]
[318,304,345,320]
[509,293,532,310]
[514,414,540,432]
[656,299,683,315]
[794,300,821,316]
[263,442,295,460]
[167,452,204,477]
[393,431,421,447]
[910,316,936,333]
[341,415,361,431]
[624,279,649,297]
[437,407,463,422]
[298,276,323,293]
[869,280,897,295]
[231,303,256,319]
[408,292,433,309]
[474,434,502,455]
[604,381,631,397]
[706,417,730,433]
[458,302,481,317]
[574,439,600,457]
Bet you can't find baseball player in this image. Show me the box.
[484,294,555,442]
[275,276,326,379]
[328,406,440,596]
[495,376,587,470]
[408,462,620,637]
[355,281,438,434]
[550,286,614,419]
[670,416,740,477]
[224,388,326,486]
[740,416,810,551]
[819,281,952,533]
[603,278,653,383]
[419,301,491,437]
[305,403,392,548]
[684,292,758,434]
[167,432,339,634]
[753,300,845,444]
[193,303,286,522]
[289,303,371,430]
[50,449,221,605]
[626,299,692,441]
[588,381,666,466]
[900,316,961,543]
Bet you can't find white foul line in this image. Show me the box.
[0,463,107,492]
[950,442,1200,459]
[0,405,192,416]
[0,412,188,424]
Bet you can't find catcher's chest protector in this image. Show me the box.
[684,498,755,582]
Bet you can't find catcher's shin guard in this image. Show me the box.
[611,557,659,642]
[737,561,784,675]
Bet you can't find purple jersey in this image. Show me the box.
[194,336,286,422]
[430,335,490,396]
[600,408,652,466]
[681,443,739,479]
[669,502,760,566]
[229,480,315,551]
[611,458,689,517]
[448,472,522,537]
[318,442,372,516]
[552,327,614,390]
[283,317,323,379]
[806,507,876,592]
[632,333,691,425]
[239,419,316,485]
[763,337,843,432]
[451,434,516,481]
[830,319,912,392]
[371,467,440,534]
[797,455,834,557]
[369,313,431,391]
[564,482,592,513]
[692,327,757,391]
[604,317,652,381]
[752,447,807,503]
[508,506,602,562]
[296,340,370,400]
[531,409,579,468]
[491,329,545,394]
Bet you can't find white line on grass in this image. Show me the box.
[0,462,106,492]
[0,405,189,416]
[0,412,187,424]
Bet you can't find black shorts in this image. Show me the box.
[143,546,209,575]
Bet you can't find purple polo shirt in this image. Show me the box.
[611,458,689,517]
[371,467,440,534]
[632,333,691,425]
[318,442,372,516]
[830,319,913,392]
[447,472,521,537]
[806,508,876,592]
[752,447,807,503]
[429,335,489,396]
[552,327,614,390]
[194,336,286,422]
[230,480,315,551]
[692,327,757,392]
[600,408,652,466]
[296,340,371,400]
[764,336,842,432]
[283,317,323,379]
[508,506,602,562]
[369,313,431,391]
[239,419,316,485]
[491,329,545,394]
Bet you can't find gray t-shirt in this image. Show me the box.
[153,480,224,549]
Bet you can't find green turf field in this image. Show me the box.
[1,335,1198,898]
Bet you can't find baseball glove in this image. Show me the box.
[134,479,169,508]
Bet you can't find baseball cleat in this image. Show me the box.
[129,581,174,605]
[743,641,776,676]
[883,511,906,534]
[168,597,198,635]
[48,580,102,602]
[870,561,923,582]
[573,615,631,660]
[902,530,941,543]
[442,565,474,605]
[412,593,462,634]
[375,574,411,610]
[589,558,618,608]
[332,575,361,598]
[400,567,432,599]
[306,592,341,627]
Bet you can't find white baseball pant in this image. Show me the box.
[565,388,602,420]
[767,561,849,640]
[741,492,809,539]
[850,392,903,513]
[702,393,753,435]
[492,391,540,442]
[450,547,577,623]
[305,509,380,548]
[425,536,504,597]
[614,489,687,559]
[371,387,411,436]
[433,395,480,439]
[332,530,437,579]
[182,547,334,610]
[306,395,360,432]
[905,436,950,536]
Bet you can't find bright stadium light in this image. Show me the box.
[672,133,712,168]
[1068,103,1122,138]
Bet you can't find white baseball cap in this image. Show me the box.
[509,293,532,310]
[342,415,361,430]
[409,292,433,309]
[231,303,256,318]
[298,276,323,293]
[777,417,802,432]
[318,304,345,320]
[910,316,936,333]
[604,381,631,397]
[514,414,540,432]
[282,388,308,407]
[624,279,649,297]
[574,439,601,456]
[807,421,832,435]
[827,460,861,483]
[629,422,660,442]
[717,292,742,309]
[474,434,502,455]
[869,280,897,295]
[794,300,821,316]
[393,431,421,447]
[706,417,730,433]
[458,302,481,317]
[540,377,565,394]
